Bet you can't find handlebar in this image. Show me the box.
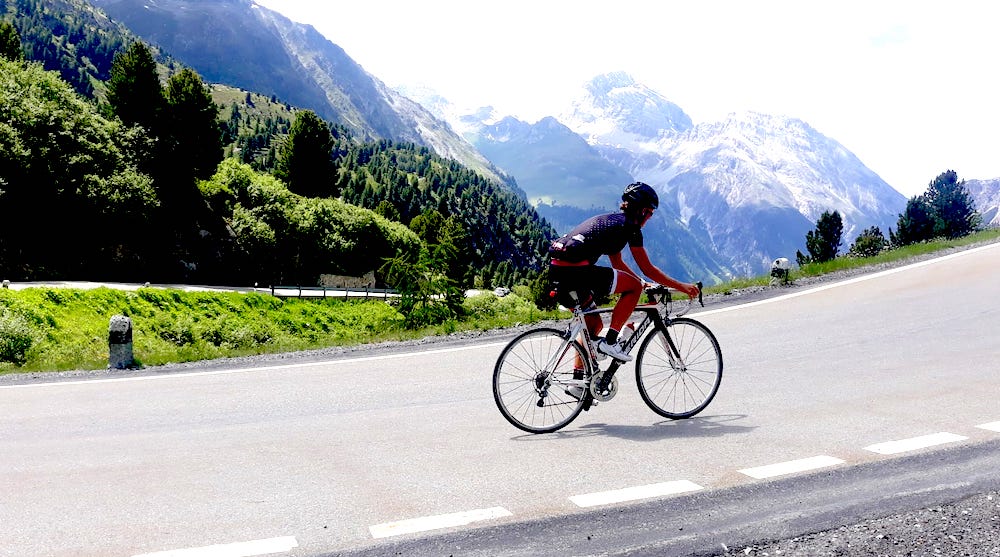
[644,281,704,316]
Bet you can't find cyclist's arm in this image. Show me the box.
[629,245,699,298]
[608,251,640,280]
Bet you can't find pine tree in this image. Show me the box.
[374,200,400,222]
[0,21,22,61]
[924,170,981,239]
[274,110,335,197]
[105,42,164,133]
[163,67,222,183]
[803,210,843,263]
[891,195,937,246]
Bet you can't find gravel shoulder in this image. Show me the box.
[713,490,1000,557]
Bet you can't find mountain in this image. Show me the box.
[560,71,693,148]
[965,178,1000,227]
[89,0,504,182]
[435,72,907,276]
[435,109,734,283]
[7,0,556,287]
[646,112,907,273]
[556,73,908,275]
[470,116,633,211]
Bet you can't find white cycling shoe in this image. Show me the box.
[564,385,586,400]
[597,339,632,362]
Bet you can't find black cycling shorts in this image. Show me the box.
[548,265,615,308]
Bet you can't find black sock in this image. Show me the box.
[605,329,620,344]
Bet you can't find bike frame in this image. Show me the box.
[553,289,687,395]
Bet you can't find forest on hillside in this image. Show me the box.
[0,1,555,302]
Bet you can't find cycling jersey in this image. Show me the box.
[548,212,643,265]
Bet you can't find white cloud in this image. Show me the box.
[257,0,999,197]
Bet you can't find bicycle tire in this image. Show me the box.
[635,317,723,419]
[493,327,591,433]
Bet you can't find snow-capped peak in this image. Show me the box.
[559,72,693,150]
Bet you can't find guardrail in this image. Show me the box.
[268,285,399,300]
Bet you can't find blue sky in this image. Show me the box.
[257,0,998,197]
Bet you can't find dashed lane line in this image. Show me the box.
[369,506,513,539]
[864,432,969,455]
[362,424,999,540]
[976,421,1000,432]
[131,536,298,557]
[569,480,704,508]
[738,455,845,480]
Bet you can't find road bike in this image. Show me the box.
[492,284,723,433]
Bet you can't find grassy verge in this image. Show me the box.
[2,229,997,374]
[705,228,1000,295]
[0,286,561,374]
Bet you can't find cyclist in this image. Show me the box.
[548,182,700,362]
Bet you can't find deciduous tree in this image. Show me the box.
[0,58,158,279]
[848,226,888,258]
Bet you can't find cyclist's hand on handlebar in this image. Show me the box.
[681,282,700,300]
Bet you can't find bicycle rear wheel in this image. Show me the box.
[493,327,590,433]
[635,318,723,419]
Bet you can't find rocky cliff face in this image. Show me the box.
[965,178,1000,227]
[92,0,504,182]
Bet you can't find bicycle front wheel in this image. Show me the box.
[493,327,590,433]
[635,318,723,419]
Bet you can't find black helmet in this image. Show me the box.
[622,182,659,210]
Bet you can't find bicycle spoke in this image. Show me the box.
[635,319,723,419]
[493,328,590,433]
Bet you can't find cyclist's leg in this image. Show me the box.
[607,269,643,341]
[551,265,604,366]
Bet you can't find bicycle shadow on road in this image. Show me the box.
[513,414,754,442]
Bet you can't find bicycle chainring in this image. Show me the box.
[590,371,618,402]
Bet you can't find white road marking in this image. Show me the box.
[131,536,298,557]
[694,241,1000,318]
[739,455,845,479]
[976,421,1000,432]
[864,432,969,455]
[569,479,703,507]
[369,506,513,538]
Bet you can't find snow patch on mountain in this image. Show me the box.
[558,71,692,153]
[965,178,1000,226]
[557,74,907,274]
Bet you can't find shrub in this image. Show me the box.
[199,316,276,349]
[152,314,196,347]
[405,303,454,329]
[848,226,889,258]
[0,308,36,365]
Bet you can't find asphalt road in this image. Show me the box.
[2,243,998,557]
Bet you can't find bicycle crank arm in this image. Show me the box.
[595,360,623,392]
